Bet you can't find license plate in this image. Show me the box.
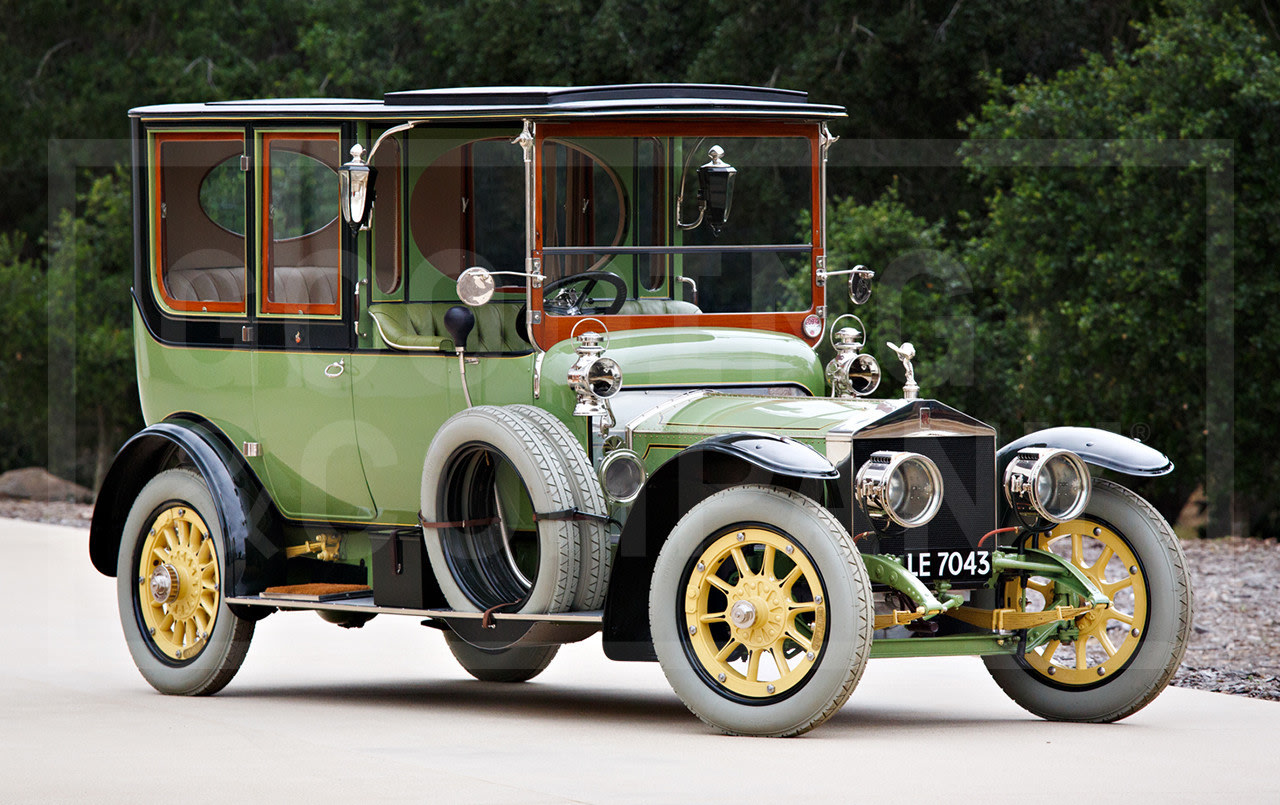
[901,549,991,582]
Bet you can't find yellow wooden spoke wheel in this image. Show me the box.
[984,479,1191,723]
[117,468,254,696]
[651,485,873,737]
[684,527,827,699]
[137,505,221,662]
[1009,519,1148,685]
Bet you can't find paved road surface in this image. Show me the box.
[2,517,1275,803]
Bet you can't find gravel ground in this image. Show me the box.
[1173,536,1280,700]
[3,497,1276,702]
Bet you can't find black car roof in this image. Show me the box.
[130,84,846,121]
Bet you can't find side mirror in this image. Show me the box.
[456,266,496,306]
[696,146,736,234]
[817,264,876,305]
[339,144,377,232]
[456,265,546,307]
[849,267,875,305]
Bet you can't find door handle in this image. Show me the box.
[324,359,345,378]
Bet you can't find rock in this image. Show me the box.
[0,467,94,503]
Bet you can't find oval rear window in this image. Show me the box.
[199,156,246,236]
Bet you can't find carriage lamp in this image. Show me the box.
[1003,448,1091,528]
[677,145,736,234]
[338,144,375,232]
[856,451,944,532]
[825,315,881,398]
[600,448,646,504]
[568,330,623,418]
[697,146,737,233]
[339,121,422,232]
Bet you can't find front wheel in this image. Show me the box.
[650,485,874,737]
[984,479,1192,722]
[116,468,254,695]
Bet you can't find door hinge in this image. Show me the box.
[240,155,251,172]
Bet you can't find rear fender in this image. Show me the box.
[602,432,837,662]
[89,417,283,602]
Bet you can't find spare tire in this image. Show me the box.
[507,405,612,611]
[421,406,581,614]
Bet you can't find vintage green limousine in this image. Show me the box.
[90,84,1191,736]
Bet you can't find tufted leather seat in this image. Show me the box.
[618,298,701,315]
[368,303,530,353]
[165,265,339,308]
[271,266,339,307]
[166,267,246,304]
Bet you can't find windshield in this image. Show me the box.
[534,126,818,340]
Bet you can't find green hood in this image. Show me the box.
[538,327,826,418]
[629,391,905,444]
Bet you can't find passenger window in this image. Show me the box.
[409,138,526,279]
[153,132,247,314]
[261,133,341,316]
[372,135,402,294]
[541,140,628,280]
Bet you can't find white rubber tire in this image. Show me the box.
[116,468,254,695]
[508,405,611,610]
[421,406,581,614]
[443,631,559,683]
[650,485,874,737]
[984,479,1193,722]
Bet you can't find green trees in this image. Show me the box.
[817,7,1280,532]
[0,171,135,490]
[958,8,1279,533]
[0,235,50,475]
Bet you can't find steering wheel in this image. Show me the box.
[541,271,627,316]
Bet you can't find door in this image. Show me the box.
[251,128,375,521]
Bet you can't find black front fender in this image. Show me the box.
[602,432,836,662]
[687,432,840,480]
[997,426,1173,477]
[89,417,283,600]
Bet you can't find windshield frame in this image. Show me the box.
[529,119,824,349]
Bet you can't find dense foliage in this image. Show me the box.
[1,1,1276,532]
[959,8,1280,533]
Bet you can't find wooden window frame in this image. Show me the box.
[259,131,342,317]
[151,130,247,315]
[530,120,823,348]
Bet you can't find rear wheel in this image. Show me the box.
[650,485,874,737]
[984,479,1192,722]
[116,468,253,695]
[443,631,559,683]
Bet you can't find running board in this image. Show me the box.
[226,594,603,647]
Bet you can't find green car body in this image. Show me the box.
[91,85,1191,736]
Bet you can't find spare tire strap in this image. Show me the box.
[418,511,500,530]
[534,508,617,527]
[481,600,522,629]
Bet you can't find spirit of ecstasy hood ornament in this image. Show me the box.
[886,341,919,400]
